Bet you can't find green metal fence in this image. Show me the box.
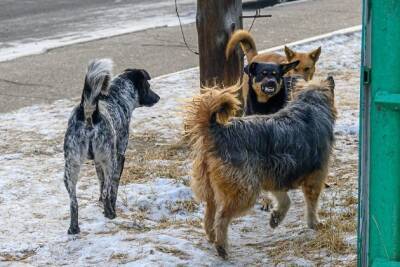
[359,0,400,266]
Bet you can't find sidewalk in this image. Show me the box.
[0,0,360,112]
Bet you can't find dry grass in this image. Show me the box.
[266,207,356,266]
[167,200,199,214]
[121,132,190,185]
[265,132,358,266]
[0,249,37,262]
[155,245,190,260]
[155,218,202,230]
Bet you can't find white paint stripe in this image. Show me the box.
[153,25,362,80]
[259,25,362,53]
[0,16,195,63]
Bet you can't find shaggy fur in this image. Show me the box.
[64,59,160,235]
[185,77,337,259]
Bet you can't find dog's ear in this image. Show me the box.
[139,69,151,81]
[325,76,335,92]
[244,62,258,76]
[280,60,299,74]
[284,46,296,61]
[309,47,321,62]
[125,68,151,81]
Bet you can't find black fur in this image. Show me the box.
[244,61,299,116]
[211,86,335,189]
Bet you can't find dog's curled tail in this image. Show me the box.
[82,58,113,124]
[185,85,241,142]
[225,30,258,62]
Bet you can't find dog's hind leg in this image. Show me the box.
[213,187,258,259]
[301,169,326,229]
[110,154,125,212]
[100,156,118,219]
[64,160,81,234]
[204,194,216,243]
[213,203,234,259]
[269,191,291,229]
[95,162,105,202]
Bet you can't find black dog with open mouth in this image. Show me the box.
[244,60,299,115]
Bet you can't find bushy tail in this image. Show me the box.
[184,85,241,145]
[81,59,113,124]
[225,30,258,62]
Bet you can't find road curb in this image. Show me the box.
[154,25,362,81]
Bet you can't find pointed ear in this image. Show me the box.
[284,46,296,61]
[244,62,258,76]
[280,60,300,74]
[326,76,335,91]
[309,47,321,62]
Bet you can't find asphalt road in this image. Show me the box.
[0,0,361,112]
[0,0,196,61]
[0,0,196,44]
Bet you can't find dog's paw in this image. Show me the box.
[260,202,273,212]
[269,210,284,229]
[206,231,216,243]
[215,245,228,259]
[104,210,116,219]
[260,197,273,212]
[67,225,80,235]
[103,199,116,219]
[308,220,324,230]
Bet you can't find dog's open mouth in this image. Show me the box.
[261,85,276,95]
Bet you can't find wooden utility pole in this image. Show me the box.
[196,0,243,87]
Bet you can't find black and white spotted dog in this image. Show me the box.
[64,59,160,234]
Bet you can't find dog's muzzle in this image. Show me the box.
[261,81,277,95]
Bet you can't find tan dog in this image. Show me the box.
[284,45,321,81]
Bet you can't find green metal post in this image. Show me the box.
[359,0,400,266]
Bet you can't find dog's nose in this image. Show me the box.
[266,81,276,88]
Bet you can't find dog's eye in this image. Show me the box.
[262,71,268,75]
[272,71,277,75]
[304,67,310,72]
[294,68,299,72]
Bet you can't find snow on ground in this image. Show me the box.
[0,31,360,266]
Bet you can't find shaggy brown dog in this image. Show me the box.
[185,77,336,259]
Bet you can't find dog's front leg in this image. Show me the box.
[64,161,81,234]
[269,191,291,228]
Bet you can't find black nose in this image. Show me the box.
[266,81,276,88]
[153,94,160,104]
[145,93,160,107]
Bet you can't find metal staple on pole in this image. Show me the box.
[240,9,272,32]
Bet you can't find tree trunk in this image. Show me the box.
[196,0,243,88]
